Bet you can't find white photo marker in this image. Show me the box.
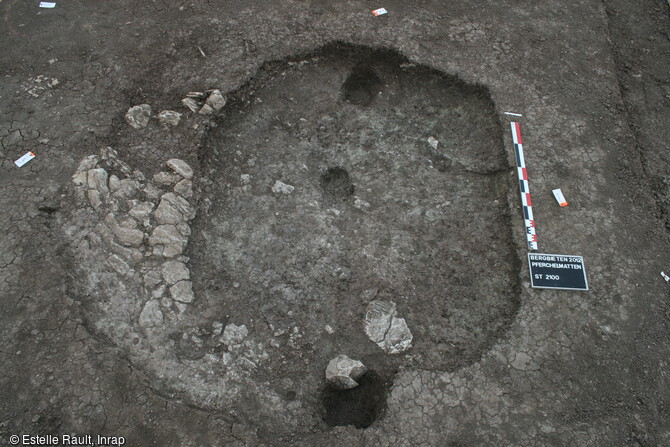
[552,188,568,207]
[662,271,670,282]
[15,151,36,167]
[372,8,388,16]
[504,112,523,117]
[39,2,56,8]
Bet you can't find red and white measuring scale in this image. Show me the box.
[510,122,538,250]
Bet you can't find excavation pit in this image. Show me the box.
[321,371,389,429]
[193,43,520,378]
[65,42,522,432]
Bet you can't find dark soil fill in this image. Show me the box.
[321,371,390,429]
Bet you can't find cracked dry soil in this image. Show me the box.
[1,0,669,446]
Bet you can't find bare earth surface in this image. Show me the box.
[1,1,669,446]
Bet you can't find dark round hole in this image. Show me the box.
[341,67,382,106]
[321,371,389,429]
[320,167,354,199]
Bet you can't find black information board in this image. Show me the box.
[528,253,588,290]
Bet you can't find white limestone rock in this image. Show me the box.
[75,155,100,174]
[174,179,193,198]
[181,98,200,113]
[112,178,140,199]
[107,254,130,276]
[170,280,194,303]
[105,213,144,247]
[221,323,248,346]
[143,269,163,289]
[139,300,163,327]
[271,180,294,194]
[161,260,190,285]
[166,159,193,179]
[205,89,226,111]
[87,190,102,209]
[153,171,180,186]
[154,197,183,225]
[108,175,121,192]
[157,110,182,126]
[364,300,413,354]
[125,104,152,129]
[72,171,88,187]
[199,104,215,116]
[325,355,367,390]
[87,168,109,195]
[149,224,187,257]
[128,201,155,221]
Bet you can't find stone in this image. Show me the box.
[87,190,102,209]
[354,198,371,209]
[125,104,152,129]
[114,225,144,247]
[176,222,191,237]
[108,175,121,192]
[360,288,379,302]
[138,300,163,327]
[75,155,100,173]
[112,178,140,199]
[174,179,193,198]
[144,184,162,200]
[271,180,294,194]
[72,171,88,187]
[325,355,367,390]
[119,217,138,229]
[153,171,180,186]
[105,213,144,247]
[107,254,130,275]
[212,321,224,336]
[181,98,200,113]
[364,300,396,343]
[101,146,119,160]
[151,285,166,299]
[383,316,413,354]
[109,241,134,261]
[169,280,194,303]
[221,323,248,346]
[128,201,154,221]
[154,192,195,225]
[154,198,183,225]
[166,159,193,179]
[364,300,413,354]
[199,104,215,115]
[175,302,187,313]
[164,192,195,219]
[161,260,190,285]
[157,110,182,126]
[87,168,109,195]
[149,225,187,257]
[143,269,163,288]
[206,89,226,111]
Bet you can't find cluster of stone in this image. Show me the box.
[125,104,183,128]
[125,89,226,130]
[181,89,227,116]
[71,147,197,327]
[364,300,413,354]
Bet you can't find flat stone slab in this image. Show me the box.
[364,300,413,354]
